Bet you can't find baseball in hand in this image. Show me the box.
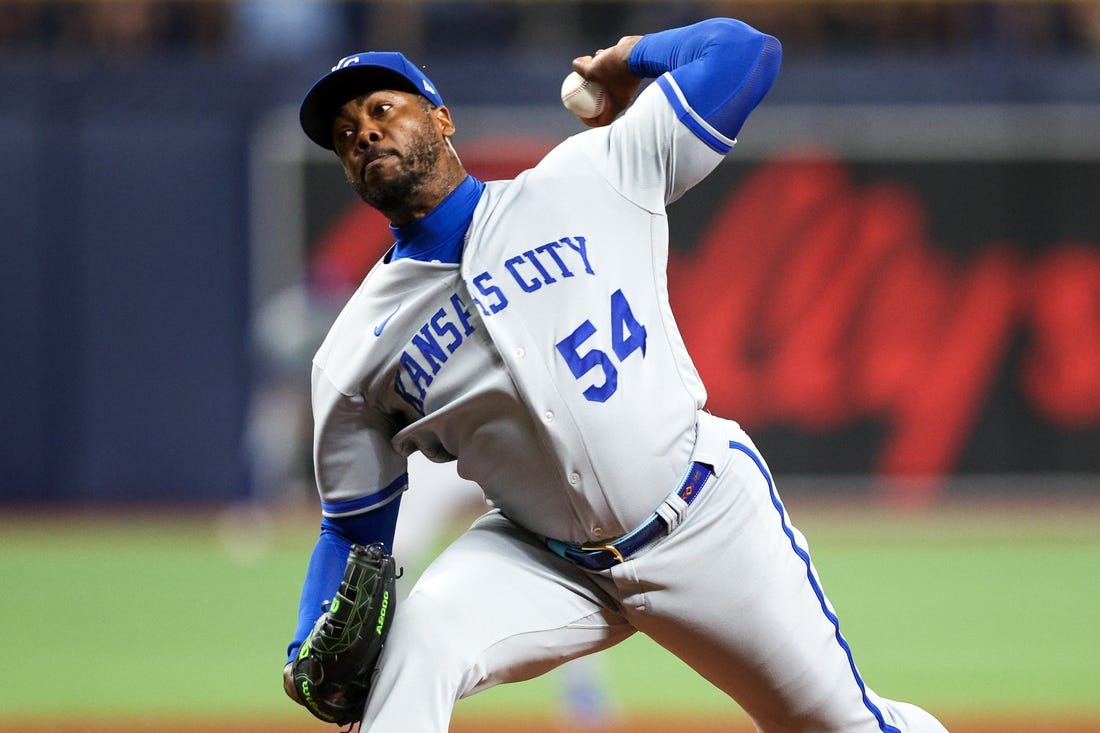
[560,71,606,119]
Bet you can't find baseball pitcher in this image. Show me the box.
[281,17,951,733]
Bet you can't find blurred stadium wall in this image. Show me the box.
[1,0,1098,505]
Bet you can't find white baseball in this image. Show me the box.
[560,71,606,119]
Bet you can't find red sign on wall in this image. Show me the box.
[304,142,1100,482]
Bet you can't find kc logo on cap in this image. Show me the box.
[332,55,361,71]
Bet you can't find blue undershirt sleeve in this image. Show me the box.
[285,495,402,664]
[628,18,782,145]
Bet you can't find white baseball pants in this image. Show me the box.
[361,415,950,733]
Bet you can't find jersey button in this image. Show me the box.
[514,347,526,358]
[592,527,603,538]
[568,472,580,485]
[543,410,554,422]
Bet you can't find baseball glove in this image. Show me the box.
[290,543,398,727]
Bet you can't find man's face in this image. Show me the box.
[331,89,451,213]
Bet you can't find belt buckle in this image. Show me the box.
[579,542,625,565]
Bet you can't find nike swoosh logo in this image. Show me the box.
[374,304,401,337]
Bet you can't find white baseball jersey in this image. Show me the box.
[312,82,727,544]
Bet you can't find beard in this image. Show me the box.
[347,123,446,214]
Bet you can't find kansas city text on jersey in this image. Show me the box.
[393,234,597,415]
[470,235,596,316]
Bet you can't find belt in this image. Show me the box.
[546,461,713,571]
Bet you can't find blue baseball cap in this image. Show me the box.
[299,51,444,150]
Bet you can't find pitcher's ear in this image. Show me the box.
[432,105,456,138]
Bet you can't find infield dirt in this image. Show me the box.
[5,716,1099,733]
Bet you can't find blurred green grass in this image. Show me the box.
[1,501,1097,722]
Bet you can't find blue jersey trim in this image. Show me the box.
[655,75,735,155]
[321,472,408,517]
[728,440,901,733]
